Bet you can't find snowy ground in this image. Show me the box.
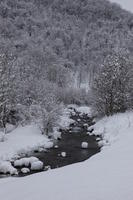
[0,107,74,174]
[0,110,133,200]
[0,125,53,161]
[0,106,75,162]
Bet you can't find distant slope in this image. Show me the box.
[0,0,133,86]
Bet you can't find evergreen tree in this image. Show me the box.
[92,50,133,116]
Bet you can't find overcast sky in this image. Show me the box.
[110,0,133,13]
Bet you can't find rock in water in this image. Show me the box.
[81,142,88,149]
[21,168,30,174]
[61,152,66,157]
[31,161,43,171]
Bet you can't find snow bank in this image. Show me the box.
[0,111,133,200]
[92,111,133,145]
[0,125,52,161]
[14,157,39,167]
[76,106,92,116]
[31,161,43,171]
[0,161,18,175]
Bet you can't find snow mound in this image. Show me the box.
[76,106,92,116]
[61,152,66,157]
[83,123,88,127]
[0,161,18,175]
[42,141,53,149]
[81,142,88,149]
[21,168,30,174]
[93,111,133,145]
[14,157,39,167]
[31,161,43,171]
[0,132,6,142]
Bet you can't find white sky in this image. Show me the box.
[110,0,133,13]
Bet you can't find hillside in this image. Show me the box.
[1,0,133,87]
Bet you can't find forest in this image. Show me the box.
[0,1,133,198]
[0,0,133,134]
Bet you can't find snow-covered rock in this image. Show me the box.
[81,142,88,149]
[61,152,66,157]
[0,161,18,175]
[38,147,44,152]
[76,106,92,116]
[42,141,53,149]
[14,157,39,167]
[45,165,51,170]
[54,145,59,149]
[31,161,43,171]
[21,168,30,174]
[83,123,88,127]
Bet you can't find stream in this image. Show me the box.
[0,107,101,178]
[17,107,101,177]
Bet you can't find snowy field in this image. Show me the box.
[0,111,133,200]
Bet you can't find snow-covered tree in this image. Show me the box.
[0,51,17,133]
[92,51,133,116]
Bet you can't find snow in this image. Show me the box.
[58,108,74,129]
[76,106,92,116]
[0,161,18,175]
[110,0,133,13]
[14,157,39,167]
[81,142,88,149]
[50,128,61,140]
[0,132,6,142]
[92,111,133,145]
[31,161,43,171]
[0,111,133,200]
[61,152,66,157]
[0,125,53,161]
[21,168,30,174]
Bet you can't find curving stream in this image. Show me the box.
[16,108,101,177]
[0,107,101,178]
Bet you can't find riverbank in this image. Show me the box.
[0,105,92,175]
[0,111,133,200]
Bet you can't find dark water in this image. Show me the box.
[0,108,101,178]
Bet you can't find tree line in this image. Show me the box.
[0,0,133,134]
